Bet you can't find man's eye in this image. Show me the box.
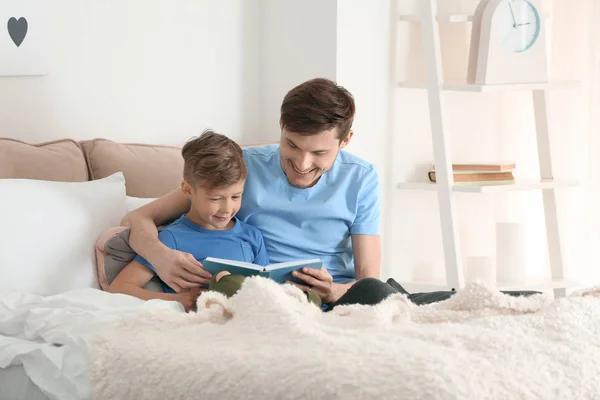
[288,142,297,148]
[210,198,221,201]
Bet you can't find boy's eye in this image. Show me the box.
[210,198,221,201]
[232,195,241,200]
[288,142,297,148]
[313,152,326,156]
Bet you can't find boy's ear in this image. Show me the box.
[180,179,193,198]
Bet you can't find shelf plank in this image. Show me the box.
[399,14,472,23]
[400,278,583,293]
[398,12,549,23]
[397,81,579,92]
[495,278,582,291]
[396,179,578,193]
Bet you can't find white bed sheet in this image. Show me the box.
[0,288,183,400]
[0,365,49,400]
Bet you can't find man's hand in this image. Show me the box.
[151,248,212,293]
[287,266,348,304]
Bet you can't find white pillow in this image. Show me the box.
[126,196,157,212]
[0,172,127,295]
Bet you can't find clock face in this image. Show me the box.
[492,0,541,53]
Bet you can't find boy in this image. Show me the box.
[108,130,321,311]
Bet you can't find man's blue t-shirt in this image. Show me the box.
[135,215,269,293]
[238,144,381,284]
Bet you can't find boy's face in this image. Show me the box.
[181,179,245,230]
[279,127,353,189]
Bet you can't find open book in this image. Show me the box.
[202,257,322,284]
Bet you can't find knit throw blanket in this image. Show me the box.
[90,278,600,400]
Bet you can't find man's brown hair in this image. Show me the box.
[182,129,247,189]
[280,78,355,141]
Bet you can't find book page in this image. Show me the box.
[268,259,322,270]
[203,257,264,271]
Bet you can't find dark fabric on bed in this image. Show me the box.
[325,278,542,311]
[324,278,398,311]
[342,278,542,307]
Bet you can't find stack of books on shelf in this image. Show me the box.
[428,163,516,185]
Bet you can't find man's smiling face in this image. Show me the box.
[278,128,352,189]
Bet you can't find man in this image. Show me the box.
[123,77,398,310]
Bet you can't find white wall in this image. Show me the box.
[0,0,260,146]
[545,0,599,282]
[335,0,393,278]
[257,0,338,141]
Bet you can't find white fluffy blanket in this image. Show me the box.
[90,278,600,400]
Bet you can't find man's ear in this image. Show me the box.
[339,130,354,149]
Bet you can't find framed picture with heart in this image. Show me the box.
[0,0,48,76]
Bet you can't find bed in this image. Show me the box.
[1,137,600,400]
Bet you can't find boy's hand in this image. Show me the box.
[152,248,212,292]
[175,288,203,312]
[288,266,347,304]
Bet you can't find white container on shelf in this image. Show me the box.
[495,222,527,282]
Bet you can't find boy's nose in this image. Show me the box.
[222,201,235,214]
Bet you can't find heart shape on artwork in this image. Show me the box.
[7,17,28,47]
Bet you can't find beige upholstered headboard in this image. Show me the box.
[0,138,89,182]
[0,138,273,198]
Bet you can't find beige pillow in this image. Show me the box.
[81,139,183,198]
[0,138,88,182]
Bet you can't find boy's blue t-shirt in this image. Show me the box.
[238,144,381,284]
[135,215,269,293]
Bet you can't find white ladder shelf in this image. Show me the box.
[395,0,578,298]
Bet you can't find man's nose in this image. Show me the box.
[296,153,312,171]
